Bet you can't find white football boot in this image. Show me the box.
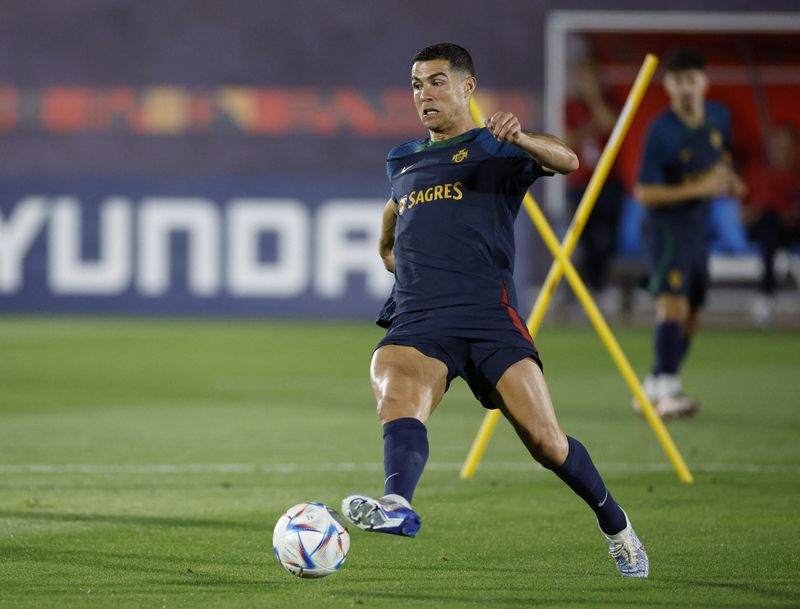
[632,374,700,420]
[656,393,700,419]
[341,493,421,537]
[751,295,776,328]
[603,511,649,578]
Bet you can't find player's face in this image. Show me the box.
[664,69,708,116]
[411,59,475,134]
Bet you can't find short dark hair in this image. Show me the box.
[664,48,706,73]
[412,43,475,76]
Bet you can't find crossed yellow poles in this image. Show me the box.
[461,54,694,484]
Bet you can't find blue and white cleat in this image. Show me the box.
[603,512,649,578]
[341,493,421,537]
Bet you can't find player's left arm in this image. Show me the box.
[378,198,398,273]
[486,111,579,174]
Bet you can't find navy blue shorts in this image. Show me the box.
[376,304,542,409]
[643,215,709,309]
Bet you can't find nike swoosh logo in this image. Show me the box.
[400,163,418,174]
[598,489,609,507]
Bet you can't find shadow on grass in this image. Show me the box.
[660,576,800,604]
[336,567,800,608]
[354,589,793,609]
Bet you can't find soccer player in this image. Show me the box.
[565,47,625,307]
[743,123,800,327]
[341,43,648,578]
[634,49,745,418]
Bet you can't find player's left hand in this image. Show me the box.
[486,112,522,144]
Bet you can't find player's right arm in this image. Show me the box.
[378,198,398,273]
[485,112,579,174]
[635,165,733,207]
[634,119,735,207]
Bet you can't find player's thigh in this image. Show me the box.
[370,345,448,424]
[645,220,690,303]
[655,293,689,322]
[490,358,568,466]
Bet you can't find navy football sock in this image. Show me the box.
[652,321,682,375]
[552,436,627,535]
[383,417,428,504]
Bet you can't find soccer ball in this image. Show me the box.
[272,502,350,578]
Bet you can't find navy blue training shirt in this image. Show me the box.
[638,100,732,221]
[379,127,551,323]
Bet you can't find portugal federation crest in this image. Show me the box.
[451,148,468,163]
[668,269,684,291]
[710,128,724,150]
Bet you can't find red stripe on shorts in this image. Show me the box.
[501,282,535,347]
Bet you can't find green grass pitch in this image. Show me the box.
[1,317,798,608]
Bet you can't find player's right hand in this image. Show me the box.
[695,164,734,198]
[485,112,522,144]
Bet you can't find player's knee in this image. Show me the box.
[375,393,414,426]
[523,424,568,468]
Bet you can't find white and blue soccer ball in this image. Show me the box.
[272,502,350,578]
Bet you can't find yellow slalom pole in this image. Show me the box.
[527,54,659,332]
[459,404,502,479]
[462,55,657,480]
[460,56,694,484]
[520,194,694,483]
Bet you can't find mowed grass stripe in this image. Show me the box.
[1,318,799,609]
